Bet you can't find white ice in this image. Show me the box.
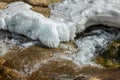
[50,0,120,33]
[1,0,120,48]
[0,2,76,48]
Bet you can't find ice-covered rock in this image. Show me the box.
[0,2,76,48]
[50,0,120,33]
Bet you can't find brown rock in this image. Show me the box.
[89,77,101,80]
[0,65,22,79]
[95,41,120,69]
[2,43,77,79]
[27,59,80,80]
[31,6,50,17]
[74,76,101,80]
[0,0,23,3]
[78,66,120,80]
[0,2,8,10]
[1,44,120,80]
[25,0,61,6]
[0,58,6,65]
[3,45,66,71]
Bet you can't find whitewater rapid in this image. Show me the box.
[72,26,120,66]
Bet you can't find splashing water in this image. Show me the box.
[72,25,120,66]
[0,30,39,56]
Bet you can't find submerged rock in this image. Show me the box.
[95,41,120,69]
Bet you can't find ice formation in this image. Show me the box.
[0,2,76,48]
[1,0,120,48]
[50,0,120,33]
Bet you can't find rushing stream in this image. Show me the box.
[72,25,120,66]
[0,25,120,67]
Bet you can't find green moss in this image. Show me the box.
[94,41,120,69]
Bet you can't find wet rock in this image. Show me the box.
[0,43,120,80]
[31,6,50,17]
[0,58,6,65]
[1,0,61,7]
[74,75,89,80]
[0,65,22,80]
[0,41,77,79]
[95,41,120,69]
[74,76,100,80]
[2,41,76,72]
[88,77,101,80]
[0,0,23,3]
[79,66,120,80]
[27,59,79,80]
[25,0,61,7]
[0,2,8,10]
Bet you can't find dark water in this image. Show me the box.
[73,24,120,66]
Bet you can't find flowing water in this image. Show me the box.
[48,0,120,67]
[53,25,120,67]
[0,30,39,56]
[0,25,120,67]
[73,25,120,66]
